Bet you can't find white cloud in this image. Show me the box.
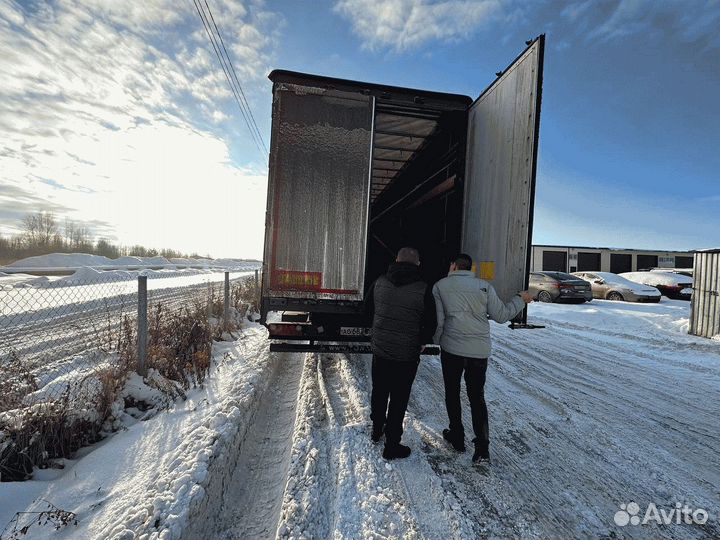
[0,0,282,257]
[568,0,720,50]
[333,0,501,51]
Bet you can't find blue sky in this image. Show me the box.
[1,0,718,258]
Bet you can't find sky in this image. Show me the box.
[0,0,718,259]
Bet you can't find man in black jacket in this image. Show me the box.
[365,247,436,459]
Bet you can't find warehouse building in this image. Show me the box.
[530,245,695,274]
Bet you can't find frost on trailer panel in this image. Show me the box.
[265,84,374,301]
[462,37,543,315]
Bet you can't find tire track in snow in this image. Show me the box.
[207,353,303,540]
[407,357,549,540]
[317,353,423,540]
[486,321,720,539]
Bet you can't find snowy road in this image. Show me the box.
[208,353,303,540]
[197,300,719,539]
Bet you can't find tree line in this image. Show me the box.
[0,211,209,266]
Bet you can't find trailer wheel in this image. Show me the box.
[538,291,553,303]
[607,291,624,301]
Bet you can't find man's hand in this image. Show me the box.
[519,291,533,304]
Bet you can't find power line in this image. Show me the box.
[191,0,267,157]
[203,0,267,155]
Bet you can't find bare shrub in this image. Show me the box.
[0,351,38,414]
[232,275,261,314]
[0,352,128,482]
[1,499,77,539]
[146,301,213,390]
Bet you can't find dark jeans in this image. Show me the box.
[370,354,419,445]
[441,350,489,451]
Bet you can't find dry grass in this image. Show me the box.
[232,276,261,314]
[0,351,38,414]
[1,499,77,539]
[146,301,213,389]
[0,276,261,482]
[0,372,120,482]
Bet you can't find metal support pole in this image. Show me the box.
[137,275,147,376]
[254,269,259,289]
[224,271,230,327]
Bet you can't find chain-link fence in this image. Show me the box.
[0,269,259,410]
[0,268,261,480]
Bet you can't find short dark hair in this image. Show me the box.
[453,253,473,270]
[396,247,420,265]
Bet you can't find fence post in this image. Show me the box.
[224,271,230,328]
[254,269,259,289]
[137,275,148,376]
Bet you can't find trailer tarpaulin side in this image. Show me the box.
[462,36,544,320]
[264,84,374,301]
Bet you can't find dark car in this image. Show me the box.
[528,272,593,303]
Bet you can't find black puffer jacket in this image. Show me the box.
[365,262,437,361]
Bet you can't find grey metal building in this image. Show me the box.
[530,245,695,274]
[689,249,720,339]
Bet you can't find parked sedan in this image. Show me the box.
[572,271,662,302]
[620,271,693,300]
[528,272,593,303]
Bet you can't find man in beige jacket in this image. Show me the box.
[432,253,532,463]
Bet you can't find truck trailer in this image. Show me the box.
[260,36,545,352]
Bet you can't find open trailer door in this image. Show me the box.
[462,35,544,324]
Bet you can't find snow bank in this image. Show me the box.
[620,271,693,286]
[0,325,274,540]
[8,253,113,268]
[5,253,262,272]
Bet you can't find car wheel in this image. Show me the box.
[538,291,553,303]
[607,291,624,301]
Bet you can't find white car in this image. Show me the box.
[572,271,662,302]
[619,271,693,300]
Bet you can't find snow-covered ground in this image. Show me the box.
[2,300,718,540]
[0,325,277,540]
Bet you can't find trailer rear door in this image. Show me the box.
[264,84,374,301]
[462,36,544,319]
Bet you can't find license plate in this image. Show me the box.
[340,327,371,337]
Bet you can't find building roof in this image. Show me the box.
[532,244,695,254]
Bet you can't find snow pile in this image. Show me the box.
[7,253,113,268]
[113,256,145,266]
[5,253,262,272]
[0,324,274,540]
[528,297,694,336]
[56,267,128,284]
[620,271,693,287]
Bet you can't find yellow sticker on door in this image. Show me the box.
[479,262,495,280]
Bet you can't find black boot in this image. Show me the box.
[371,423,384,444]
[443,429,466,452]
[383,443,411,460]
[472,439,490,464]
